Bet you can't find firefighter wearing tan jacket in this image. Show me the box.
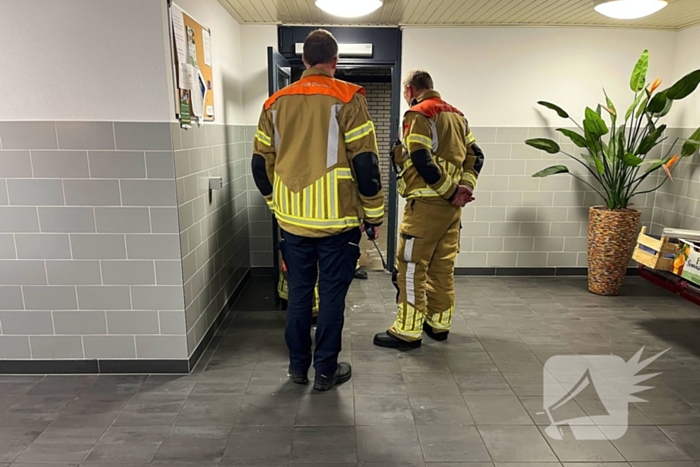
[252,30,383,390]
[374,70,484,349]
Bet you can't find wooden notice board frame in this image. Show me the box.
[170,3,215,123]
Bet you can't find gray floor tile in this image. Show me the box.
[0,396,18,414]
[153,426,232,463]
[25,376,95,396]
[659,426,700,460]
[295,391,355,426]
[139,375,198,395]
[14,426,106,464]
[352,350,402,373]
[445,352,499,373]
[635,397,700,425]
[291,426,357,464]
[399,354,451,373]
[353,372,407,396]
[355,394,415,425]
[629,462,696,466]
[417,425,491,462]
[356,425,423,464]
[175,394,243,426]
[222,426,293,464]
[503,373,567,397]
[236,394,298,426]
[0,395,75,427]
[604,426,690,462]
[50,394,130,428]
[479,426,558,462]
[409,396,474,425]
[83,426,170,464]
[114,393,187,426]
[453,372,514,396]
[465,396,533,425]
[495,463,562,467]
[81,375,146,396]
[489,352,545,374]
[0,377,42,396]
[0,427,42,463]
[562,463,629,467]
[192,373,252,395]
[403,372,462,397]
[539,426,625,462]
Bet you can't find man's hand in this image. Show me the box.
[451,185,475,207]
[362,222,380,241]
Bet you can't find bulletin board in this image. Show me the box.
[170,3,215,125]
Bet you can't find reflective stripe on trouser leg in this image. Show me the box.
[390,234,426,341]
[425,210,461,333]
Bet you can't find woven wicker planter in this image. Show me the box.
[588,206,641,296]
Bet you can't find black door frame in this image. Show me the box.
[277,26,402,273]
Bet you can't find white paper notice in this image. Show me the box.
[203,29,212,67]
[171,5,187,66]
[192,69,206,117]
[180,63,196,90]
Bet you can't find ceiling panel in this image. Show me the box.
[221,0,700,29]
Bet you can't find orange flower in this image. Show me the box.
[649,78,662,93]
[666,154,680,169]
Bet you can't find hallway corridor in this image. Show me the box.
[1,274,700,465]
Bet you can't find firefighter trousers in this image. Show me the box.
[390,199,461,341]
[281,228,361,376]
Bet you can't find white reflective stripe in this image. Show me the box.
[270,110,281,149]
[406,261,416,307]
[304,186,312,218]
[327,104,341,168]
[430,120,439,152]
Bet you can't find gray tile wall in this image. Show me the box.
[0,121,188,361]
[651,128,700,234]
[247,126,659,269]
[172,123,250,358]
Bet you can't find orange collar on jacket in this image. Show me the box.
[264,68,365,110]
[408,90,463,118]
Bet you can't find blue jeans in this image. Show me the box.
[281,228,361,376]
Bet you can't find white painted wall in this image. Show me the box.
[241,25,279,125]
[401,27,677,128]
[0,0,172,122]
[670,24,700,128]
[173,0,244,124]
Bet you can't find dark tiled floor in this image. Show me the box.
[1,274,700,466]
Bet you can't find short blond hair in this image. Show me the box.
[403,70,434,91]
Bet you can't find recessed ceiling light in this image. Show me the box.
[593,0,668,20]
[315,0,383,18]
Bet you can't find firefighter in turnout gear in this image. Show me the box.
[374,70,484,349]
[252,30,383,390]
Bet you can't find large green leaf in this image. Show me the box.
[623,153,643,166]
[630,50,649,92]
[625,93,646,120]
[532,165,570,178]
[636,97,649,118]
[681,127,700,157]
[658,98,673,118]
[537,101,569,119]
[557,128,588,148]
[582,151,605,175]
[525,138,560,154]
[643,159,665,173]
[667,69,700,100]
[604,89,616,114]
[647,90,668,113]
[584,107,609,138]
[636,124,666,156]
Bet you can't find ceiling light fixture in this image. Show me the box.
[315,0,383,18]
[593,0,668,20]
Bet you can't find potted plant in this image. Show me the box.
[526,50,700,296]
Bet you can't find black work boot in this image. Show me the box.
[314,362,352,391]
[354,268,368,280]
[373,331,422,349]
[423,322,449,341]
[288,367,309,385]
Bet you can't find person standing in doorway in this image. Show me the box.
[252,29,383,390]
[374,70,484,349]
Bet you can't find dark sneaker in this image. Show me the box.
[354,268,369,280]
[373,331,422,349]
[423,322,449,341]
[313,362,352,391]
[288,367,309,385]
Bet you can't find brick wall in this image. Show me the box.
[357,81,393,206]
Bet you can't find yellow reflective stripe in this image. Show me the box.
[304,186,312,218]
[463,172,478,187]
[255,130,272,147]
[391,303,424,340]
[408,188,440,198]
[426,306,454,330]
[435,177,453,196]
[466,132,476,144]
[344,121,375,144]
[363,205,383,218]
[275,211,361,229]
[406,133,432,148]
[336,168,353,180]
